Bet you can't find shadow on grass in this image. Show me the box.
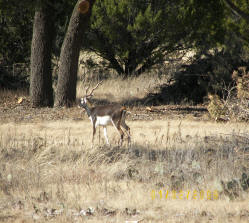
[91,132,249,171]
[84,84,208,116]
[87,133,249,195]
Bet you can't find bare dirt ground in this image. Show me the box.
[0,93,249,223]
[0,92,208,123]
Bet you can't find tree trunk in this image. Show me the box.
[30,0,54,107]
[55,0,95,107]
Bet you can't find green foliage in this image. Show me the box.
[182,0,227,49]
[84,0,189,76]
[0,0,33,89]
[224,0,249,45]
[0,0,34,65]
[83,0,231,76]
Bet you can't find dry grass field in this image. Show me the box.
[0,75,249,222]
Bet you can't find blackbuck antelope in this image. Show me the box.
[79,81,131,146]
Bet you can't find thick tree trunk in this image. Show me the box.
[55,0,95,107]
[30,1,54,107]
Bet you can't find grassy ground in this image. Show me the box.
[0,75,249,222]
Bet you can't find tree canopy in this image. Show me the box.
[82,0,229,76]
[224,0,249,45]
[0,0,33,65]
[83,0,185,76]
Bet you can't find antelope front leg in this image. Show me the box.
[92,126,96,145]
[103,126,110,145]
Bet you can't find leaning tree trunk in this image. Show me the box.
[30,0,54,107]
[55,0,95,107]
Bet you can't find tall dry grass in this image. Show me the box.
[0,120,249,222]
[76,71,169,104]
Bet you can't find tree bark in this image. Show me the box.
[30,0,54,107]
[55,0,95,107]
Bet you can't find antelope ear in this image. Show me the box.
[84,97,89,103]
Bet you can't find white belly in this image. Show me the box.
[90,116,112,127]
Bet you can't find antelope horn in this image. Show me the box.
[88,81,103,96]
[85,86,90,95]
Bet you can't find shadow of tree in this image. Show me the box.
[87,134,249,192]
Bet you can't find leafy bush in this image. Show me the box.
[207,94,228,121]
[208,67,249,121]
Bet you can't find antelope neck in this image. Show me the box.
[84,105,93,118]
